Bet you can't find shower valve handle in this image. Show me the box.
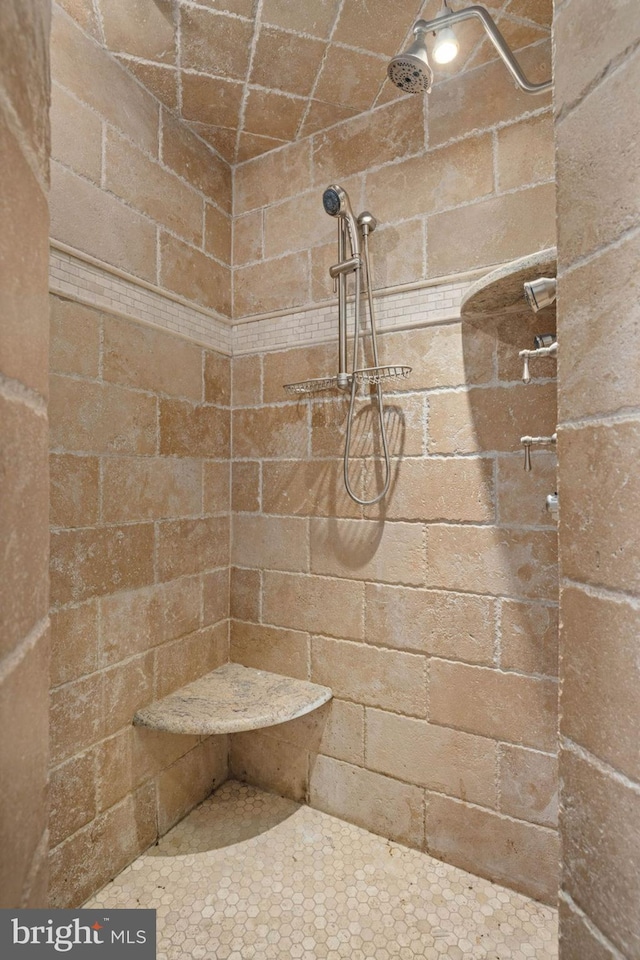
[519,341,557,383]
[521,433,557,472]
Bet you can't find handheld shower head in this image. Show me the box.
[322,184,360,257]
[387,21,433,94]
[524,277,557,312]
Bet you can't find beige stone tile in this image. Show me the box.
[204,460,231,515]
[360,219,425,290]
[234,251,309,317]
[230,620,310,680]
[427,382,557,454]
[428,41,552,146]
[500,599,558,677]
[263,572,364,640]
[558,232,640,422]
[0,635,49,905]
[380,323,494,391]
[495,307,557,383]
[122,60,178,110]
[180,5,252,78]
[100,577,202,666]
[230,731,309,802]
[262,459,363,519]
[561,586,640,783]
[334,0,418,56]
[312,635,427,716]
[100,0,175,62]
[49,752,97,846]
[299,99,360,139]
[232,354,262,406]
[365,583,496,663]
[557,48,640,268]
[50,295,101,378]
[231,461,259,512]
[204,203,232,264]
[236,131,290,163]
[56,0,101,39]
[314,46,384,113]
[49,784,156,908]
[103,314,203,401]
[561,747,640,958]
[368,709,498,807]
[263,189,335,259]
[429,659,558,751]
[159,398,230,458]
[51,7,159,155]
[50,453,99,529]
[310,755,424,848]
[50,524,155,606]
[0,113,49,396]
[157,737,228,835]
[559,421,640,593]
[50,600,98,686]
[0,398,49,655]
[367,135,494,224]
[202,568,228,626]
[50,162,157,282]
[426,793,559,904]
[496,112,555,191]
[311,392,425,459]
[251,26,326,97]
[469,13,548,72]
[263,342,335,403]
[186,0,254,17]
[233,403,308,458]
[383,456,495,522]
[313,97,424,184]
[161,109,232,211]
[102,457,201,522]
[319,699,364,765]
[230,567,260,623]
[204,350,231,405]
[50,374,157,455]
[310,517,425,586]
[554,0,638,112]
[425,524,558,601]
[234,140,311,215]
[157,516,229,581]
[497,452,557,527]
[428,182,557,278]
[50,82,102,182]
[105,131,203,246]
[232,514,308,572]
[50,672,103,766]
[159,232,231,316]
[232,210,262,267]
[261,0,338,37]
[244,88,307,142]
[499,743,558,828]
[96,729,140,813]
[154,623,228,699]
[558,898,619,960]
[103,651,155,736]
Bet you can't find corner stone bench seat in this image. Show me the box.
[133,662,333,736]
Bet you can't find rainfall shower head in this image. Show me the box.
[524,277,557,313]
[322,184,360,257]
[387,21,433,94]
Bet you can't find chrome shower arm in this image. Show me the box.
[414,5,551,94]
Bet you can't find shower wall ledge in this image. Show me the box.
[134,663,333,736]
[461,248,557,320]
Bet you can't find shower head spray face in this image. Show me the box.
[524,277,557,312]
[388,24,433,94]
[322,184,361,257]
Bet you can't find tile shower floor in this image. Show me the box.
[87,781,558,959]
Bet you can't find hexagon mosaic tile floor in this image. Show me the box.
[86,781,558,959]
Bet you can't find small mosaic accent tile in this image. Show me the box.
[87,781,558,959]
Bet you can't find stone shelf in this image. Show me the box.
[461,247,557,320]
[133,663,333,736]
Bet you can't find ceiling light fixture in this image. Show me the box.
[432,2,460,65]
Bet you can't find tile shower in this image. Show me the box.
[1,1,639,959]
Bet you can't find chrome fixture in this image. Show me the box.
[519,336,557,383]
[524,277,557,312]
[388,4,552,96]
[284,186,411,506]
[520,432,557,472]
[545,492,559,519]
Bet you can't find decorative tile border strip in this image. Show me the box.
[50,242,233,356]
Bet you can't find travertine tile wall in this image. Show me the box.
[48,294,230,907]
[0,0,51,908]
[554,1,640,957]
[228,304,560,904]
[232,34,555,319]
[49,2,232,319]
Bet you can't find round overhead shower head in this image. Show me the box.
[523,277,557,312]
[387,22,433,94]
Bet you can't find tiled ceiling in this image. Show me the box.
[89,0,551,165]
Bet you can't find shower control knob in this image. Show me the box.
[519,339,557,383]
[520,433,557,471]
